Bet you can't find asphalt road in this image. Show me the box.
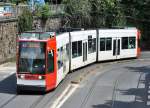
[61,51,150,108]
[0,51,150,108]
[0,58,104,108]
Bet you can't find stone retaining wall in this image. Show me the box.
[0,17,61,63]
[0,19,17,63]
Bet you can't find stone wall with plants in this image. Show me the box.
[0,17,61,63]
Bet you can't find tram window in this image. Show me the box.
[72,42,78,58]
[66,43,69,61]
[129,37,136,49]
[47,50,54,73]
[78,41,82,56]
[72,41,82,58]
[122,37,128,49]
[66,43,69,56]
[88,36,96,53]
[106,38,112,51]
[92,38,96,52]
[100,38,105,51]
[88,35,93,54]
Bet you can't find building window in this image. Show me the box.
[122,37,128,49]
[72,41,82,58]
[106,38,112,51]
[47,50,54,72]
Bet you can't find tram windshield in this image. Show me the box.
[18,42,46,74]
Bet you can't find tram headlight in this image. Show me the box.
[38,76,45,80]
[18,75,24,79]
[20,75,25,79]
[39,76,42,80]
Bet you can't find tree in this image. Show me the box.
[62,0,126,28]
[18,8,33,33]
[34,3,51,31]
[90,0,126,27]
[62,0,91,28]
[121,0,150,49]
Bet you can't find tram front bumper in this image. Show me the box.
[17,79,46,92]
[17,84,46,92]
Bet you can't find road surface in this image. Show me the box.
[0,51,150,108]
[61,52,150,108]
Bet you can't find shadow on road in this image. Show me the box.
[93,100,146,108]
[0,74,46,95]
[92,65,150,108]
[0,74,16,94]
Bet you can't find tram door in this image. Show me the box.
[83,42,87,62]
[113,38,121,59]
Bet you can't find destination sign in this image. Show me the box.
[21,42,42,48]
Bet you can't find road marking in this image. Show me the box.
[50,84,78,108]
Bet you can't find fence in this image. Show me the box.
[0,4,65,19]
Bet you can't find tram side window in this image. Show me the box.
[72,42,78,58]
[72,41,82,58]
[66,43,69,61]
[92,38,96,52]
[106,38,112,51]
[88,36,96,54]
[47,50,54,73]
[78,41,82,56]
[88,35,92,54]
[122,37,128,49]
[129,37,136,49]
[100,38,105,51]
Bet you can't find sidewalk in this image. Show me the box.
[0,62,16,73]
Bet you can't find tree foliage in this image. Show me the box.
[18,8,33,33]
[10,0,27,4]
[34,3,51,20]
[63,0,91,28]
[34,3,51,31]
[121,0,150,48]
[62,0,126,28]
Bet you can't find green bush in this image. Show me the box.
[34,4,51,20]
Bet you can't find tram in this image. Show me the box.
[16,28,141,92]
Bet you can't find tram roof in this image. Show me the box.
[18,31,55,40]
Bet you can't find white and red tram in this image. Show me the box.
[16,28,141,92]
